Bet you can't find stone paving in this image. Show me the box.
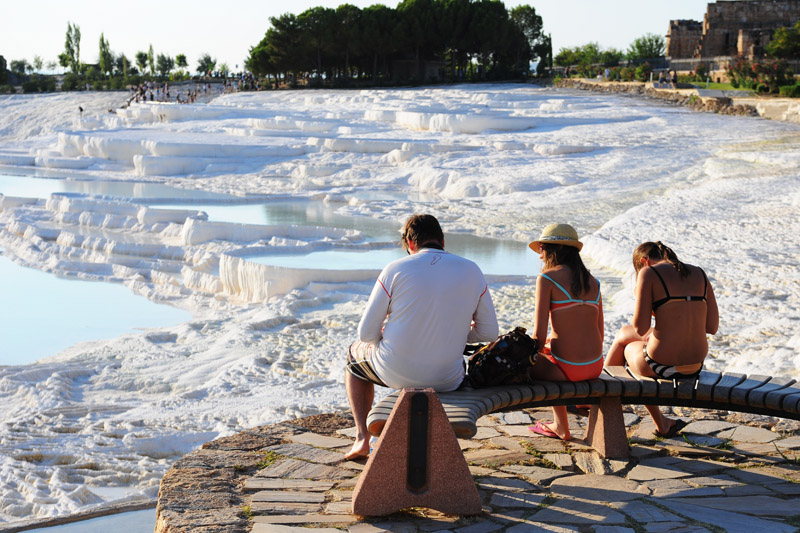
[154,406,800,533]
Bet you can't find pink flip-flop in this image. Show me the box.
[528,421,560,439]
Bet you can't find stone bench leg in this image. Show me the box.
[583,397,630,458]
[352,388,482,516]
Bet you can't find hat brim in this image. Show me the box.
[528,239,583,252]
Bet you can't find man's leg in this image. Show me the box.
[345,370,374,460]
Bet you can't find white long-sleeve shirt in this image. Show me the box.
[357,248,498,391]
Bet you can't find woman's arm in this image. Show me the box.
[705,280,719,335]
[533,275,551,344]
[632,268,653,336]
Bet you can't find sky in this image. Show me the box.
[3,0,711,73]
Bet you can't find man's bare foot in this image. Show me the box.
[344,438,370,460]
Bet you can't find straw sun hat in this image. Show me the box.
[528,223,583,252]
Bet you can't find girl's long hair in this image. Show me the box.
[541,244,592,296]
[633,241,692,278]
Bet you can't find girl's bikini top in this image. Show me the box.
[540,273,601,312]
[651,267,708,311]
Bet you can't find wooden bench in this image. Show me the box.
[353,368,800,516]
[366,368,800,449]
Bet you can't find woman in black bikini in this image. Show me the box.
[605,241,719,437]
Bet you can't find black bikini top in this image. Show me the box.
[651,267,708,311]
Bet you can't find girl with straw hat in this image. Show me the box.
[526,223,604,440]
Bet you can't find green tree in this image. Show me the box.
[626,32,665,60]
[197,53,216,75]
[10,59,31,76]
[32,55,43,72]
[156,54,174,77]
[136,51,148,75]
[360,4,398,79]
[60,22,81,73]
[115,53,130,76]
[766,21,800,59]
[98,33,113,76]
[147,44,155,75]
[175,54,188,69]
[298,6,336,78]
[0,55,7,84]
[335,4,362,79]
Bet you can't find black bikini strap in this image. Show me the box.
[651,267,671,299]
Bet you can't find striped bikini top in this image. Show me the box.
[540,273,601,312]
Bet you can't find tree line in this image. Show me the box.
[246,0,551,86]
[1,22,222,93]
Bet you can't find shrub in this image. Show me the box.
[779,84,800,97]
[1,84,15,94]
[756,83,769,93]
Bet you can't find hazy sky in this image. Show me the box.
[4,1,710,72]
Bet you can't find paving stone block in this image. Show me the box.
[543,453,574,471]
[251,490,326,503]
[505,523,579,533]
[644,522,711,533]
[453,519,505,533]
[464,448,531,465]
[458,438,482,451]
[250,501,323,515]
[475,476,540,492]
[721,483,773,496]
[682,420,738,435]
[468,465,499,476]
[253,524,343,533]
[348,521,416,533]
[573,452,607,475]
[774,436,800,449]
[594,527,636,533]
[244,478,335,491]
[665,458,728,475]
[645,479,724,498]
[494,411,532,425]
[489,491,547,509]
[253,514,356,524]
[498,464,573,484]
[473,426,502,439]
[683,435,725,447]
[337,427,358,439]
[627,464,691,482]
[266,442,345,464]
[256,458,354,480]
[652,498,796,532]
[730,442,786,459]
[609,499,683,522]
[623,413,641,427]
[530,497,627,525]
[686,474,744,487]
[497,425,534,437]
[288,432,353,449]
[549,474,648,501]
[489,436,527,452]
[665,495,800,517]
[716,425,780,443]
[767,482,800,495]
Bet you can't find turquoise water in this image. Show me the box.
[0,173,236,201]
[251,238,537,276]
[24,509,155,532]
[0,254,190,366]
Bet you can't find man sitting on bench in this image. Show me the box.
[344,214,499,460]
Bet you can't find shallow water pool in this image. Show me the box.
[0,254,191,366]
[24,508,155,532]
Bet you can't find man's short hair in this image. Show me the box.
[401,214,444,252]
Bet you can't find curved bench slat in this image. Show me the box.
[656,379,675,399]
[597,373,623,397]
[729,375,771,406]
[712,372,747,403]
[695,371,723,401]
[747,377,796,410]
[587,374,622,398]
[637,376,658,398]
[675,377,697,400]
[767,386,800,411]
[782,392,800,414]
[573,380,592,399]
[603,367,642,397]
[556,381,578,399]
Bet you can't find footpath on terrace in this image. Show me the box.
[557,78,800,125]
[155,404,800,532]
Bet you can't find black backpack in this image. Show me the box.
[464,327,538,388]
